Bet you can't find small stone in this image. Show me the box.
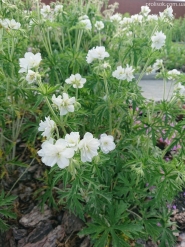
[61,211,85,235]
[23,225,65,247]
[13,228,27,240]
[19,204,52,227]
[27,220,53,243]
[80,236,91,247]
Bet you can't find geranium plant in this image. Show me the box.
[1,0,185,246]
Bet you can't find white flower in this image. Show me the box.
[102,62,111,69]
[26,70,37,83]
[147,14,158,22]
[152,59,163,72]
[110,13,122,22]
[112,64,135,82]
[145,66,153,75]
[120,17,132,26]
[79,19,92,30]
[112,66,125,80]
[141,6,151,16]
[160,6,173,20]
[1,19,21,29]
[86,46,109,64]
[38,116,56,139]
[65,74,86,88]
[174,82,185,95]
[78,132,100,162]
[94,21,104,30]
[52,93,76,116]
[151,31,166,50]
[167,69,180,80]
[79,15,89,20]
[124,64,135,82]
[99,133,116,154]
[19,52,42,73]
[54,4,63,13]
[126,31,132,37]
[40,5,51,18]
[131,14,143,23]
[37,138,74,168]
[65,132,80,151]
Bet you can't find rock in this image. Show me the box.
[21,225,65,247]
[174,212,185,226]
[19,204,52,228]
[80,236,92,247]
[27,220,53,243]
[13,228,27,240]
[61,211,85,235]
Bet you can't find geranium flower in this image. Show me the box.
[174,82,185,95]
[160,6,173,20]
[25,70,37,84]
[54,5,63,13]
[37,138,74,168]
[65,74,86,88]
[19,52,42,73]
[112,64,135,82]
[1,19,21,29]
[141,6,151,16]
[131,14,143,23]
[78,132,100,162]
[124,64,135,82]
[147,14,158,21]
[86,46,109,64]
[79,19,92,30]
[65,132,80,151]
[94,21,104,30]
[151,31,166,50]
[38,116,56,139]
[99,133,116,154]
[112,66,125,80]
[52,93,76,116]
[152,59,163,72]
[120,17,132,26]
[167,69,180,80]
[40,5,52,18]
[110,13,122,22]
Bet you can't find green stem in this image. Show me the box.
[7,158,35,196]
[99,31,101,46]
[103,73,112,134]
[45,96,67,135]
[136,56,151,84]
[76,87,78,101]
[37,78,67,135]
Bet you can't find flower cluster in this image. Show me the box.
[112,64,135,82]
[19,52,42,83]
[86,46,109,64]
[0,18,21,30]
[40,4,63,19]
[38,131,116,168]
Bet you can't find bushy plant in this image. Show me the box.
[1,1,185,246]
